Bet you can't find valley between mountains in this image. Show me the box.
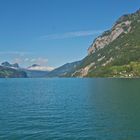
[1,9,140,78]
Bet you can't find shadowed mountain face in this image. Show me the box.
[1,61,19,69]
[0,62,27,78]
[46,61,82,77]
[0,62,52,78]
[0,66,27,78]
[59,9,140,78]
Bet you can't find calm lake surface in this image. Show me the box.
[0,78,140,140]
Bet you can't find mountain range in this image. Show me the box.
[0,62,52,78]
[1,9,140,78]
[49,9,140,78]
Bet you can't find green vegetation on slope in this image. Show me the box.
[0,66,27,78]
[70,10,140,78]
[87,62,140,78]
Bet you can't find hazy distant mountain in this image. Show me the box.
[24,64,54,78]
[63,9,140,78]
[25,70,49,78]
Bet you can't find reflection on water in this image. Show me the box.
[0,78,140,139]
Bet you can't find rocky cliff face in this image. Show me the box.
[88,9,140,56]
[88,20,132,55]
[69,9,140,78]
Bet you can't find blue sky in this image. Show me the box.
[0,0,140,68]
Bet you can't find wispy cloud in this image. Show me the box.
[0,51,31,56]
[40,30,104,40]
[0,51,51,67]
[13,57,49,66]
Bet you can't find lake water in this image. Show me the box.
[0,78,140,140]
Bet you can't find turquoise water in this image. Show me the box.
[0,78,140,140]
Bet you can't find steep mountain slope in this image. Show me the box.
[46,61,81,77]
[69,9,140,78]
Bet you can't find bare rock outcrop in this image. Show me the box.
[88,20,132,55]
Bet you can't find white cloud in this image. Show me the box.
[29,57,48,66]
[12,57,54,71]
[24,58,30,62]
[13,58,23,64]
[0,51,54,69]
[40,30,104,40]
[27,65,54,71]
[13,57,49,66]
